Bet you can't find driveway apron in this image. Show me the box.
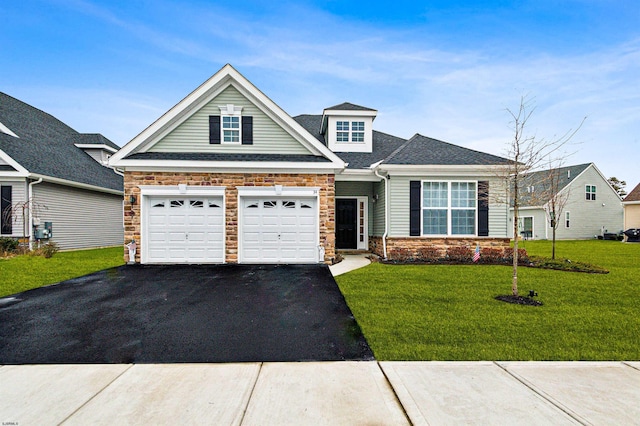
[0,264,373,363]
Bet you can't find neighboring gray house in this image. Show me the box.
[510,163,623,240]
[110,64,513,264]
[0,92,124,250]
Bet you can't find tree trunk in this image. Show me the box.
[552,226,557,260]
[512,216,519,297]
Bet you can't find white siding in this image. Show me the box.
[509,165,624,239]
[624,204,640,230]
[149,85,311,155]
[388,175,509,237]
[33,182,123,250]
[335,181,374,233]
[0,179,27,238]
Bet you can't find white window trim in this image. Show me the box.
[219,104,243,145]
[518,216,534,239]
[335,120,366,144]
[586,184,596,201]
[421,180,478,237]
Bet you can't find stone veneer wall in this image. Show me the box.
[124,172,335,263]
[369,236,510,259]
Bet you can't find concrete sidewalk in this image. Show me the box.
[1,361,638,425]
[329,253,372,276]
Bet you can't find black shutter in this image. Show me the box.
[242,116,253,145]
[410,181,421,236]
[209,115,221,144]
[1,185,12,235]
[478,181,489,237]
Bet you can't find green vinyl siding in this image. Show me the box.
[335,181,374,234]
[372,180,386,236]
[149,85,312,155]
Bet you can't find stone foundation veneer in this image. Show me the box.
[123,172,335,264]
[369,236,510,260]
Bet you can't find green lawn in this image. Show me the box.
[335,240,640,361]
[0,246,125,297]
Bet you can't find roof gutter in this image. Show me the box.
[371,160,388,259]
[28,178,43,251]
[28,173,124,195]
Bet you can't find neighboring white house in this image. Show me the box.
[0,92,124,250]
[510,163,623,240]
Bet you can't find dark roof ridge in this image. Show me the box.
[324,102,377,112]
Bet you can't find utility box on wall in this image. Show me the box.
[34,221,53,239]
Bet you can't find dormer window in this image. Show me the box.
[322,103,377,153]
[335,121,365,143]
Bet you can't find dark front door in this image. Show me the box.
[336,199,357,249]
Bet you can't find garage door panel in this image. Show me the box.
[145,195,224,264]
[241,196,318,263]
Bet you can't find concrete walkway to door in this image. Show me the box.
[2,361,638,425]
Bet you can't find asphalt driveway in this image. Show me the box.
[0,264,373,363]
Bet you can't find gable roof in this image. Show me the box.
[517,163,591,207]
[0,92,123,193]
[623,183,640,203]
[110,64,344,171]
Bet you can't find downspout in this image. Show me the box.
[28,177,43,251]
[373,163,388,259]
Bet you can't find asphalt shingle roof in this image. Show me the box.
[75,133,120,150]
[324,102,376,112]
[0,92,123,192]
[623,183,640,202]
[518,163,592,207]
[381,134,511,166]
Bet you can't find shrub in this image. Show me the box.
[415,246,441,263]
[446,246,473,262]
[0,237,19,254]
[504,248,530,265]
[478,247,507,264]
[391,247,415,262]
[31,241,60,258]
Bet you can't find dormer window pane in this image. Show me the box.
[352,132,364,142]
[336,121,349,131]
[352,122,364,131]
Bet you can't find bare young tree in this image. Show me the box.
[1,198,48,250]
[541,162,572,260]
[502,96,583,297]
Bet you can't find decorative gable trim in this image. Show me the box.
[110,64,344,169]
[0,149,29,177]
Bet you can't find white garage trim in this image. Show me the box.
[238,186,321,264]
[140,185,226,264]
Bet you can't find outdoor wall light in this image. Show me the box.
[129,195,136,205]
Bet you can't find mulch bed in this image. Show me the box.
[495,295,543,306]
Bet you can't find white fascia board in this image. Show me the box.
[237,186,320,197]
[336,169,381,182]
[381,164,510,177]
[118,160,342,174]
[0,149,29,176]
[587,162,623,200]
[74,144,118,154]
[139,185,225,197]
[623,200,640,205]
[28,173,123,195]
[0,121,18,138]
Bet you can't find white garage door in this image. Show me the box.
[241,197,318,263]
[146,196,224,263]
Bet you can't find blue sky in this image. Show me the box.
[3,0,640,187]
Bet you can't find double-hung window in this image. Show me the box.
[422,181,476,235]
[222,116,240,143]
[586,185,596,201]
[336,121,350,142]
